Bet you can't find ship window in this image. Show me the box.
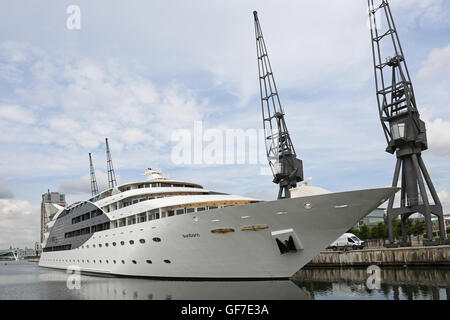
[146,260,152,264]
[120,241,125,245]
[99,260,102,264]
[176,209,184,215]
[186,208,195,213]
[197,207,206,212]
[145,184,150,188]
[164,259,171,264]
[87,260,89,263]
[139,239,145,244]
[105,243,109,247]
[113,260,116,264]
[138,214,146,223]
[209,206,218,210]
[152,237,161,242]
[133,199,139,204]
[106,260,109,264]
[132,260,137,264]
[168,210,175,217]
[93,244,96,248]
[112,242,116,246]
[129,240,134,245]
[119,218,126,227]
[121,260,125,264]
[98,244,102,248]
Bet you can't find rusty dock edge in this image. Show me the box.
[302,245,450,268]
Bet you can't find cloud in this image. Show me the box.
[59,170,119,196]
[0,180,13,199]
[0,199,39,249]
[417,44,450,80]
[426,118,450,156]
[438,189,450,216]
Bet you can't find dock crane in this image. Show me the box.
[89,153,99,197]
[368,0,447,246]
[253,11,303,199]
[105,138,117,189]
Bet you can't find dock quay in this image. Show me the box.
[303,245,450,268]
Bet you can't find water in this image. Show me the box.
[0,261,448,300]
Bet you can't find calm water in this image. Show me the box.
[0,261,448,300]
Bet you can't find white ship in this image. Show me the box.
[39,168,398,279]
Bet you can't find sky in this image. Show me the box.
[0,0,449,249]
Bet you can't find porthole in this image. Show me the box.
[129,240,134,245]
[152,237,161,242]
[164,259,171,264]
[99,244,102,248]
[132,260,137,264]
[120,241,125,245]
[99,260,102,264]
[139,239,145,244]
[121,260,125,264]
[93,260,96,263]
[87,260,89,263]
[82,260,84,263]
[105,243,109,247]
[113,242,116,246]
[93,244,96,248]
[113,260,116,264]
[106,260,109,264]
[86,245,89,248]
[146,260,152,264]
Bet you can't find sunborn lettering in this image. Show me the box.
[182,233,200,238]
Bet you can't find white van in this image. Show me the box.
[327,233,365,251]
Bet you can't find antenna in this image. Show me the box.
[89,153,99,197]
[253,11,303,199]
[368,0,447,246]
[105,138,117,189]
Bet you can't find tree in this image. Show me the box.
[412,220,425,237]
[359,224,370,240]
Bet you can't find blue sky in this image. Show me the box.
[0,0,449,248]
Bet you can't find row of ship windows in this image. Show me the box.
[42,258,171,264]
[72,209,103,224]
[79,237,161,249]
[46,237,162,252]
[110,205,222,228]
[104,193,209,212]
[62,205,225,241]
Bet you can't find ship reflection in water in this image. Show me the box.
[293,267,450,300]
[0,261,449,300]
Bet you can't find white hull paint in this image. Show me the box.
[40,187,396,279]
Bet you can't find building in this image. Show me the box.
[40,190,66,246]
[356,208,385,228]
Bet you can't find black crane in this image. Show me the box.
[89,153,99,197]
[105,138,117,189]
[253,11,303,200]
[368,0,447,246]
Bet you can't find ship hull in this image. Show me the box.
[39,187,397,279]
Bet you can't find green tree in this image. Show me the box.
[393,219,402,239]
[412,220,425,237]
[371,222,388,240]
[359,224,370,240]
